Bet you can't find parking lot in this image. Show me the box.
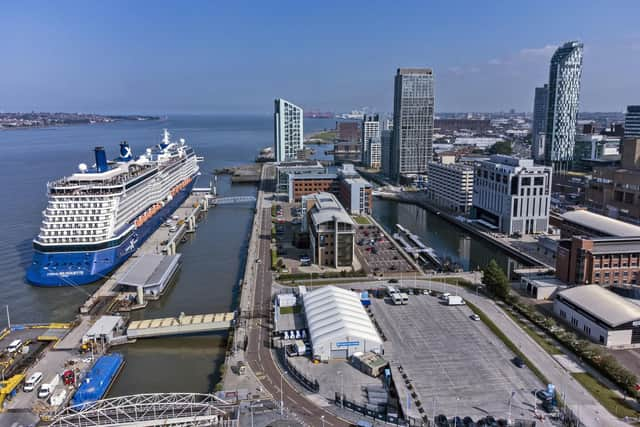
[370,294,543,421]
[355,223,415,275]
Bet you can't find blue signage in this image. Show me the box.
[336,341,360,348]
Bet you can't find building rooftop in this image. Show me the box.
[561,210,640,237]
[84,315,123,341]
[309,192,354,226]
[118,254,181,288]
[557,285,640,328]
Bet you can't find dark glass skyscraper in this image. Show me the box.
[391,68,434,180]
[532,84,548,161]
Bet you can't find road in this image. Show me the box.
[457,286,628,427]
[244,165,349,427]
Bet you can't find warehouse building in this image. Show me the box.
[302,286,383,361]
[555,209,640,239]
[554,285,640,348]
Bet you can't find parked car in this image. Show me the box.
[388,278,399,284]
[513,356,525,368]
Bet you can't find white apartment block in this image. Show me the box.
[472,155,552,235]
[426,156,474,213]
[362,114,381,165]
[367,140,381,169]
[274,98,304,162]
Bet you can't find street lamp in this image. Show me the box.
[321,415,325,427]
[338,370,344,408]
[508,390,516,424]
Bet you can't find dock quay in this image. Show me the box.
[80,193,208,315]
[394,223,443,269]
[126,312,236,339]
[0,187,257,424]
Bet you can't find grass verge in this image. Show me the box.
[466,300,549,385]
[503,309,562,355]
[571,372,639,419]
[271,248,277,270]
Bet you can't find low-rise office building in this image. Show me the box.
[276,161,327,194]
[556,236,640,286]
[304,193,356,268]
[288,164,372,215]
[554,285,640,348]
[472,155,552,235]
[426,155,474,213]
[288,172,339,203]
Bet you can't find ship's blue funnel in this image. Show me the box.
[119,141,133,161]
[95,147,109,172]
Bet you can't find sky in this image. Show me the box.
[1,1,639,114]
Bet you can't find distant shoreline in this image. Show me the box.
[0,114,161,131]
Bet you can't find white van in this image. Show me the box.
[7,339,22,353]
[23,372,43,392]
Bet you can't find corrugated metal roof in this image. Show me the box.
[302,286,381,347]
[557,285,640,327]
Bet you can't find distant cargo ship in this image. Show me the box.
[303,111,334,119]
[27,129,201,287]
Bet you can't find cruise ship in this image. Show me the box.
[27,130,201,287]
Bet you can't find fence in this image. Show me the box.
[281,352,319,393]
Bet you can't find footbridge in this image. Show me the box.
[48,393,238,427]
[126,312,235,339]
[207,195,256,205]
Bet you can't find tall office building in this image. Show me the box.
[531,85,549,161]
[391,68,435,180]
[544,41,584,172]
[274,98,304,162]
[362,114,381,165]
[624,105,640,139]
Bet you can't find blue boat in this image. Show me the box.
[27,130,201,287]
[71,353,125,407]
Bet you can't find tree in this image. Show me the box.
[488,140,513,155]
[482,259,510,299]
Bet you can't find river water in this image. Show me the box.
[0,114,335,395]
[372,199,522,274]
[0,115,519,395]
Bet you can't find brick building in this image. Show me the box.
[556,236,640,285]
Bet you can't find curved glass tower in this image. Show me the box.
[544,41,583,173]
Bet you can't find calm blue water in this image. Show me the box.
[0,114,335,395]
